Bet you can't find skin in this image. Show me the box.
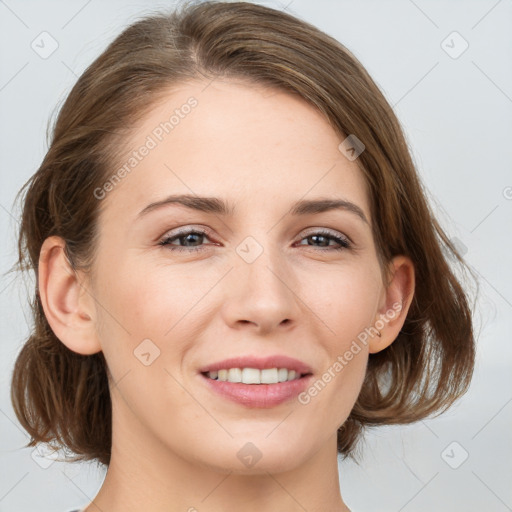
[38,78,415,512]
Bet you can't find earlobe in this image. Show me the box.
[369,255,415,354]
[38,236,101,355]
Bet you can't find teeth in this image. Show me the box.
[206,367,302,384]
[242,367,261,384]
[228,368,242,382]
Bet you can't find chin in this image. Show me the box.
[191,435,311,475]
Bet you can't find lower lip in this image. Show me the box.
[200,373,313,408]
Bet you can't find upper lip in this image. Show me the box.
[198,355,313,375]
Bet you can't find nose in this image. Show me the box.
[221,244,301,335]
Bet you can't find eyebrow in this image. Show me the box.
[137,194,369,225]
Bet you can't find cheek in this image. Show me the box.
[94,255,192,332]
[92,257,216,375]
[299,264,378,409]
[306,261,382,341]
[91,263,199,426]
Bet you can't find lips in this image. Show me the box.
[197,354,314,408]
[198,355,313,375]
[199,372,314,408]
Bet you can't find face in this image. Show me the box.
[88,78,388,474]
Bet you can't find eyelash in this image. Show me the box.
[158,227,352,253]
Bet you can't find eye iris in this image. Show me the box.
[309,234,329,247]
[181,233,203,246]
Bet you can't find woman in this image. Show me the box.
[10,1,476,511]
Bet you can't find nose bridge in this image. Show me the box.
[223,234,300,332]
[243,239,288,294]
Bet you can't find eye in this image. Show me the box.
[295,229,351,251]
[158,227,214,253]
[158,227,352,253]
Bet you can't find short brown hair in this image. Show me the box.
[10,0,477,466]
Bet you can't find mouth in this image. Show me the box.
[197,354,313,378]
[200,367,312,384]
[198,366,314,408]
[197,355,314,408]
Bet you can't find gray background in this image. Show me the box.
[1,0,511,511]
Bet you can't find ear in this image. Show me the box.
[38,235,102,355]
[369,255,415,354]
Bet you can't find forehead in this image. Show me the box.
[99,78,370,225]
